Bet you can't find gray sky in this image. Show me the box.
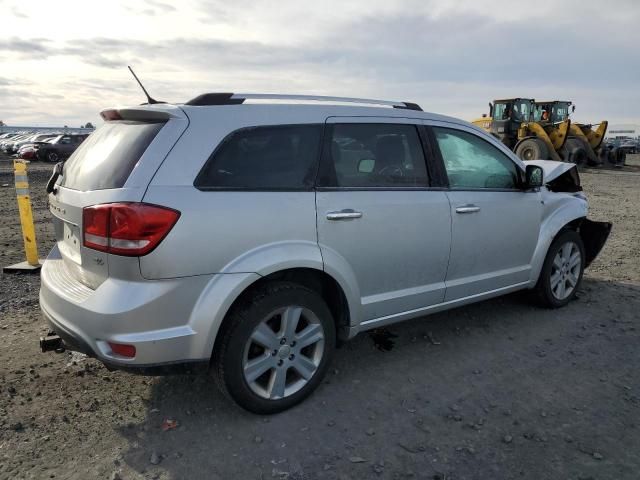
[0,0,638,127]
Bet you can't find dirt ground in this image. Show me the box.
[0,154,639,480]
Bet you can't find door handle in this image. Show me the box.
[326,209,363,221]
[455,205,481,214]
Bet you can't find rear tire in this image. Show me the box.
[617,148,626,167]
[562,138,587,165]
[597,147,609,165]
[534,230,585,308]
[46,151,59,163]
[515,138,549,161]
[212,281,336,414]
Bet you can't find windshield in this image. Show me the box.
[512,100,532,121]
[551,103,570,123]
[493,103,508,120]
[59,120,165,191]
[494,100,531,121]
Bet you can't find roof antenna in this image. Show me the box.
[127,66,163,105]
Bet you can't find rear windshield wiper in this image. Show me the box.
[46,162,64,194]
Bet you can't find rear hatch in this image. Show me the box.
[48,105,188,290]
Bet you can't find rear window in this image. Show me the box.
[194,124,322,190]
[60,120,165,191]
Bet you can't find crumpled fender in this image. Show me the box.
[528,195,587,287]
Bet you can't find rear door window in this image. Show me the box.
[195,124,322,190]
[318,123,428,188]
[60,121,165,191]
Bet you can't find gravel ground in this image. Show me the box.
[0,155,639,480]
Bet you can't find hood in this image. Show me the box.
[525,160,576,182]
[525,160,582,193]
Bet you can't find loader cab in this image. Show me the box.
[488,98,534,148]
[534,101,573,124]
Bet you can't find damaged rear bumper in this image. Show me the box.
[579,219,612,267]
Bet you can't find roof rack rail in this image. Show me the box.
[185,93,422,111]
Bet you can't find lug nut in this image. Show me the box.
[280,338,287,345]
[272,350,277,356]
[290,341,296,347]
[278,359,284,366]
[289,354,295,360]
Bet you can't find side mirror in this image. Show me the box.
[488,102,494,116]
[358,158,375,173]
[525,164,544,188]
[572,105,575,113]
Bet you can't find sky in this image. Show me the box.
[0,0,639,128]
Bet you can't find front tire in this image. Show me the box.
[534,230,585,308]
[212,281,336,414]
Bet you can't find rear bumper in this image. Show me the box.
[41,306,207,374]
[39,245,258,371]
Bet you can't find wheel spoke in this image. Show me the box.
[251,323,279,350]
[268,368,288,399]
[281,306,303,339]
[561,243,573,262]
[244,354,275,382]
[569,252,581,269]
[550,271,561,289]
[295,323,324,349]
[292,354,317,380]
[567,272,579,288]
[556,279,566,299]
[553,254,563,270]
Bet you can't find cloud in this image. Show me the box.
[0,37,52,59]
[0,0,639,126]
[145,0,176,13]
[11,7,27,18]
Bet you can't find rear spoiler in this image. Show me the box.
[100,107,184,122]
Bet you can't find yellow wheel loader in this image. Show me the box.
[534,101,613,166]
[472,98,570,162]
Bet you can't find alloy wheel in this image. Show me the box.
[550,241,581,300]
[242,306,325,400]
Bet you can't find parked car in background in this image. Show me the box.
[606,137,637,155]
[18,145,38,160]
[1,133,33,153]
[40,93,612,413]
[18,139,54,160]
[13,133,57,153]
[18,135,58,160]
[36,134,89,162]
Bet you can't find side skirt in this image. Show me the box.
[348,281,530,338]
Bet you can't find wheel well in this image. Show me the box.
[563,218,582,232]
[221,268,350,342]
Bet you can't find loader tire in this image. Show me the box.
[563,138,587,165]
[617,149,626,167]
[515,138,548,161]
[598,147,609,165]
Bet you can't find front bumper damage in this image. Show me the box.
[579,218,612,268]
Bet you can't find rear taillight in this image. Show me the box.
[108,342,136,358]
[83,203,180,256]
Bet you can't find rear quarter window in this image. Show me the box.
[60,120,165,191]
[194,124,322,190]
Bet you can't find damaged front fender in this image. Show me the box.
[579,219,612,267]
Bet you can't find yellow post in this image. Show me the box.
[3,160,41,272]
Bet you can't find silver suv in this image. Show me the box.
[40,93,611,413]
